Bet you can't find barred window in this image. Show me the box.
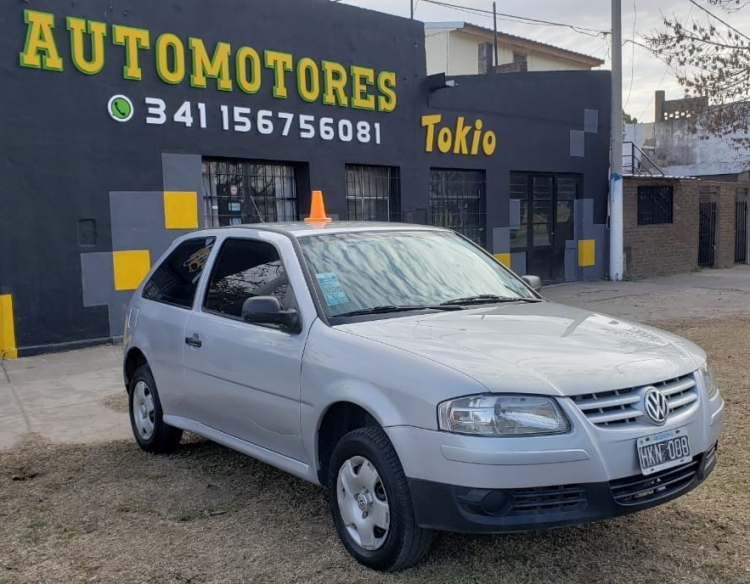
[637,186,674,225]
[202,160,298,227]
[345,165,401,222]
[429,169,486,247]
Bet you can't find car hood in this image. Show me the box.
[336,301,704,397]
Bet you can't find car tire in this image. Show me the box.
[128,364,182,454]
[328,426,433,572]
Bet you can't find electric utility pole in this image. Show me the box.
[410,0,414,19]
[610,0,623,281]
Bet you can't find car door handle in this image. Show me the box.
[185,334,202,348]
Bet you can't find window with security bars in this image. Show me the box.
[509,173,579,251]
[345,165,401,222]
[202,160,299,227]
[637,185,674,225]
[429,169,486,247]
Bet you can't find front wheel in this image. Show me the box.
[328,426,433,572]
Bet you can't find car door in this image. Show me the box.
[136,236,216,418]
[181,231,309,462]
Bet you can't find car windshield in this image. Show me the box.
[298,229,537,319]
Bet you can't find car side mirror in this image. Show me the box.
[521,275,542,292]
[241,296,300,333]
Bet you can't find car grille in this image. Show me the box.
[572,373,699,428]
[508,485,588,516]
[610,459,700,506]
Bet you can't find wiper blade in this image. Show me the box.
[337,304,466,317]
[440,294,542,306]
[337,305,429,317]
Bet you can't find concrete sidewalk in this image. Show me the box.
[543,264,750,322]
[2,265,749,452]
[0,345,131,450]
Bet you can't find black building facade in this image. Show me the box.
[0,0,611,357]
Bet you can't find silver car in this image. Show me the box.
[122,221,724,572]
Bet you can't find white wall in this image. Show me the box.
[425,29,452,76]
[623,123,645,172]
[654,117,750,177]
[426,29,592,76]
[526,52,584,72]
[446,31,479,75]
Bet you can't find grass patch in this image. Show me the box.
[102,392,129,414]
[0,317,748,583]
[173,510,202,523]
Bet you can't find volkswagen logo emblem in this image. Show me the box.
[643,388,669,425]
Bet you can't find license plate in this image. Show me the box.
[637,427,692,476]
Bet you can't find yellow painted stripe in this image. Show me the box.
[494,253,511,268]
[0,294,18,360]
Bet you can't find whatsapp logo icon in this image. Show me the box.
[108,95,134,122]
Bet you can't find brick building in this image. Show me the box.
[623,177,748,278]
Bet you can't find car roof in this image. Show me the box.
[189,221,450,239]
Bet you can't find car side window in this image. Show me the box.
[204,238,294,320]
[142,237,216,309]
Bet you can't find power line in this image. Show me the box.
[420,0,609,37]
[623,38,652,51]
[576,37,612,62]
[333,0,608,41]
[423,0,607,36]
[688,0,750,42]
[636,5,694,123]
[638,63,671,120]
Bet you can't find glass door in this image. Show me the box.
[510,173,580,284]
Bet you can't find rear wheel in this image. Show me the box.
[128,365,182,454]
[328,426,432,572]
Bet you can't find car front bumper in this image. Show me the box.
[407,442,718,534]
[385,388,724,534]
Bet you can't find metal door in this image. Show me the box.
[736,199,748,264]
[698,202,717,268]
[510,174,579,284]
[529,176,554,282]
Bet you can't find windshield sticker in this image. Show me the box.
[184,242,214,273]
[316,272,349,307]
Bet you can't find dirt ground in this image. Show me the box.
[1,317,749,584]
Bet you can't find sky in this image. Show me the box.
[335,0,750,123]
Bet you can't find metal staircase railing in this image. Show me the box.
[623,141,665,176]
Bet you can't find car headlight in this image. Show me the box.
[437,394,570,436]
[700,359,720,399]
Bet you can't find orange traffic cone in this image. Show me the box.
[304,190,332,224]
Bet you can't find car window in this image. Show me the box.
[142,237,216,309]
[298,230,535,318]
[204,238,294,319]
